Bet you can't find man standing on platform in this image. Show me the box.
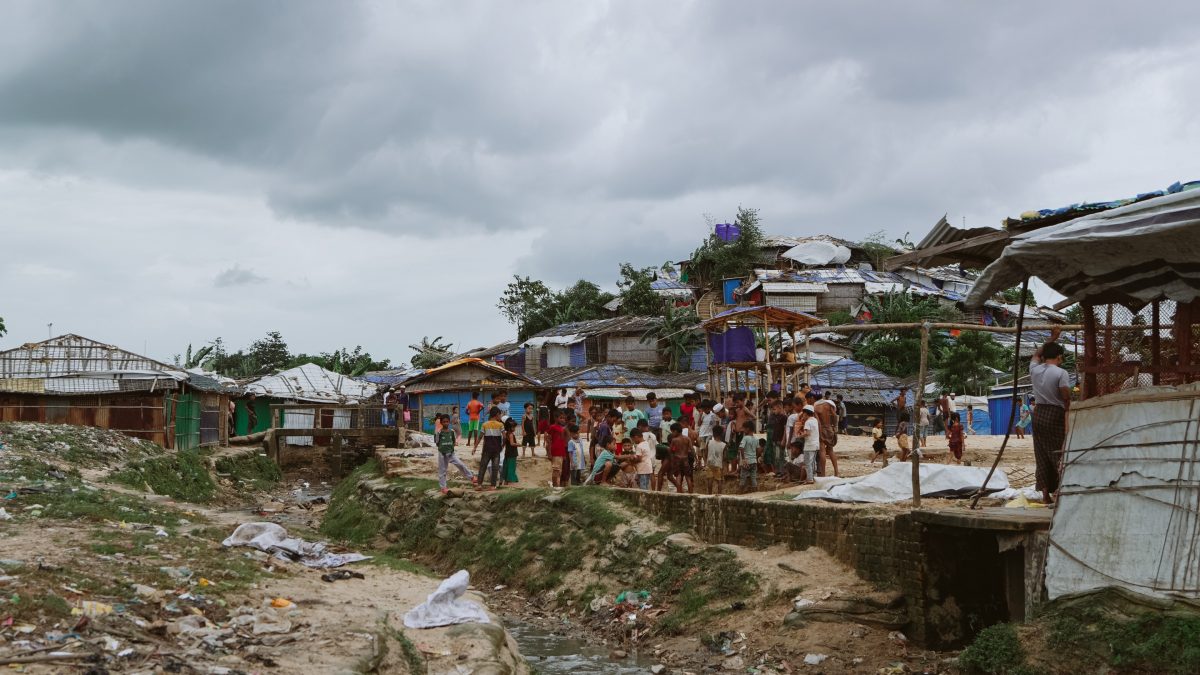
[1030,327,1071,504]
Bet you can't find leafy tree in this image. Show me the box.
[641,306,702,372]
[687,206,766,289]
[858,230,900,270]
[497,276,555,341]
[617,263,665,316]
[1063,304,1084,324]
[933,330,1009,396]
[409,336,454,369]
[0,315,6,337]
[1000,286,1037,305]
[550,280,616,325]
[247,331,291,374]
[287,346,391,376]
[825,310,855,326]
[853,292,959,378]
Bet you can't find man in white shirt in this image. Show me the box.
[800,406,820,484]
[1030,327,1071,504]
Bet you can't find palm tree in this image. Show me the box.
[175,343,215,369]
[853,292,960,378]
[409,336,455,369]
[641,306,703,372]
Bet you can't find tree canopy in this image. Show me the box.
[852,292,960,378]
[933,330,1008,396]
[617,263,665,316]
[409,336,454,369]
[687,206,765,289]
[496,275,616,341]
[197,333,391,378]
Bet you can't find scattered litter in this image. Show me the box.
[72,601,114,618]
[222,522,370,568]
[252,611,293,635]
[198,578,211,587]
[403,570,490,629]
[794,598,815,610]
[804,653,828,665]
[132,584,160,598]
[169,615,207,634]
[160,566,193,581]
[155,526,170,537]
[615,590,651,605]
[494,585,506,591]
[0,508,10,521]
[320,570,365,583]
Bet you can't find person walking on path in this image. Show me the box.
[547,411,569,488]
[946,412,965,464]
[1031,328,1071,503]
[465,392,485,448]
[1015,397,1033,440]
[813,391,840,477]
[918,401,930,449]
[435,414,475,493]
[521,403,537,456]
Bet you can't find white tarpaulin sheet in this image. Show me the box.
[794,462,1009,503]
[403,570,491,629]
[245,363,377,403]
[1046,383,1200,601]
[968,189,1200,309]
[222,522,370,569]
[782,241,852,266]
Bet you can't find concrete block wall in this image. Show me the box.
[614,491,942,643]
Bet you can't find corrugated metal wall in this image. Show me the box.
[419,389,537,434]
[689,346,708,372]
[569,343,587,367]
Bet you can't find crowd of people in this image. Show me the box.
[419,328,1073,503]
[425,386,873,496]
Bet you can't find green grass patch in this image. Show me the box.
[214,451,281,490]
[10,592,73,619]
[21,486,185,527]
[320,460,385,545]
[650,545,757,635]
[371,551,436,577]
[959,623,1026,674]
[110,450,216,503]
[391,476,440,493]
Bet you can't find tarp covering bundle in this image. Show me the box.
[967,189,1200,309]
[403,570,491,629]
[794,462,1010,503]
[1046,382,1200,601]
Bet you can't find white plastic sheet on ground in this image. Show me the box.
[793,462,1009,503]
[222,522,369,568]
[403,570,491,629]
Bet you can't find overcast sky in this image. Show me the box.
[2,2,1198,365]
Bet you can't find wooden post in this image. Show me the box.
[764,315,774,399]
[1083,305,1098,398]
[803,330,812,384]
[268,429,280,464]
[912,323,929,508]
[1151,301,1161,385]
[332,433,343,480]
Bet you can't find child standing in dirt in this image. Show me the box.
[501,418,520,486]
[436,414,475,494]
[547,412,568,488]
[870,418,888,466]
[896,416,911,462]
[537,406,550,450]
[947,412,965,464]
[738,420,759,493]
[465,392,484,448]
[567,425,587,485]
[521,403,537,456]
[705,425,726,495]
[474,408,505,489]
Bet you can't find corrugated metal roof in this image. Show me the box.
[245,363,378,403]
[588,387,695,400]
[359,368,423,387]
[703,305,825,330]
[0,334,187,395]
[536,364,687,389]
[650,279,694,291]
[809,358,903,405]
[405,357,536,387]
[761,281,828,294]
[526,315,663,340]
[969,188,1200,309]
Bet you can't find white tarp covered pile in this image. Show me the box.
[794,462,1009,503]
[403,570,491,629]
[222,522,370,569]
[1046,383,1200,601]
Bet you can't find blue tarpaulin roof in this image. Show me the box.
[809,357,902,406]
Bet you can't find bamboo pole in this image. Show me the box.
[804,330,812,384]
[971,278,1030,510]
[912,323,929,508]
[764,315,774,399]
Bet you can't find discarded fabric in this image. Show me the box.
[403,570,490,629]
[222,522,369,568]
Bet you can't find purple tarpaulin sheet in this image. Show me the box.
[708,327,756,363]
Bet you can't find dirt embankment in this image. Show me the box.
[333,461,952,673]
[0,422,528,674]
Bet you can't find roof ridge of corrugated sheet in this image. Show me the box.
[0,332,181,376]
[528,315,664,339]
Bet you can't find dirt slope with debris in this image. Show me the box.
[0,422,529,674]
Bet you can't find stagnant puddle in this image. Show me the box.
[506,622,656,673]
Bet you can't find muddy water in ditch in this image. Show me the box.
[506,622,656,674]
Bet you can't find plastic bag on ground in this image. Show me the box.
[403,570,490,629]
[222,522,369,568]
